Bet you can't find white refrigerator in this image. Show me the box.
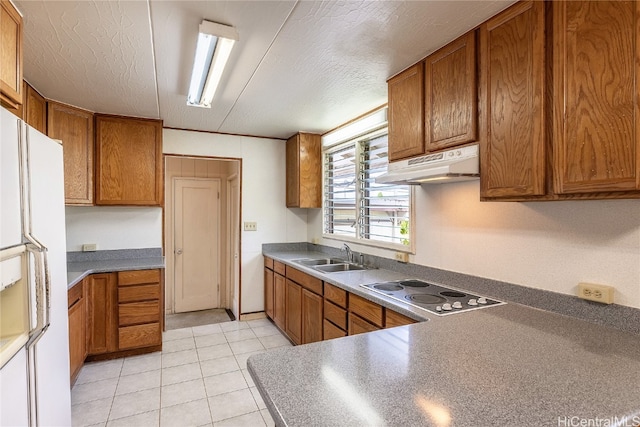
[0,106,72,425]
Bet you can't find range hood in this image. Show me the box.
[377,144,479,185]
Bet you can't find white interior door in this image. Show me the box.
[174,178,220,313]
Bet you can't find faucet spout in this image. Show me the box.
[341,243,353,263]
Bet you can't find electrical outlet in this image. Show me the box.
[82,243,97,252]
[244,222,257,231]
[394,252,409,263]
[577,282,614,304]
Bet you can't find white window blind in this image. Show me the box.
[323,129,412,249]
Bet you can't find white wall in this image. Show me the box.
[65,206,162,251]
[308,181,640,309]
[163,129,308,314]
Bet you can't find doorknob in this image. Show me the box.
[175,248,183,255]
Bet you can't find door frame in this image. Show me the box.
[226,173,240,314]
[162,154,242,320]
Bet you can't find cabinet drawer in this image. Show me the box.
[274,261,286,276]
[324,283,347,308]
[386,309,417,328]
[324,319,347,340]
[286,266,323,295]
[119,301,160,326]
[118,269,160,286]
[349,294,383,327]
[68,281,83,308]
[324,300,347,330]
[264,257,274,270]
[348,313,380,336]
[118,323,161,350]
[118,284,160,303]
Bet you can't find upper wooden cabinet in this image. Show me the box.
[95,114,163,206]
[0,0,22,108]
[425,31,478,152]
[48,101,94,205]
[24,82,46,134]
[479,0,547,199]
[286,132,321,208]
[388,62,424,161]
[553,0,640,195]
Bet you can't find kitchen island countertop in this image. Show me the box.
[249,250,640,426]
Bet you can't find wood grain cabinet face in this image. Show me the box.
[425,31,477,152]
[273,272,286,331]
[68,279,87,384]
[388,62,425,161]
[47,101,94,205]
[302,289,323,344]
[553,0,640,194]
[286,133,322,208]
[0,0,23,108]
[23,82,46,134]
[86,273,118,355]
[479,0,547,199]
[95,115,163,206]
[285,279,302,345]
[264,265,274,320]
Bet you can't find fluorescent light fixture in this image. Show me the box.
[187,20,238,108]
[321,107,388,148]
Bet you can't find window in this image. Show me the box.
[323,125,413,250]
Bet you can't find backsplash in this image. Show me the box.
[67,248,162,262]
[264,242,640,336]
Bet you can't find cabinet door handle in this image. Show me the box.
[175,248,183,255]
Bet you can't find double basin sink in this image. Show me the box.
[293,258,368,273]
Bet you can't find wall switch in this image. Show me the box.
[82,243,97,252]
[577,282,614,304]
[394,252,409,263]
[244,222,257,231]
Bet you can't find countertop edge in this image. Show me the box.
[67,258,165,289]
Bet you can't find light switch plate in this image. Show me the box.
[244,222,257,231]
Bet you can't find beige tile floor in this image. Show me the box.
[71,318,292,426]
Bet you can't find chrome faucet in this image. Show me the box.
[341,243,353,263]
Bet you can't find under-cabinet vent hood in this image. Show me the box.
[377,144,479,185]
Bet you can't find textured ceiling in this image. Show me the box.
[15,0,516,139]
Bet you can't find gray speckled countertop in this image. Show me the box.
[251,250,640,426]
[67,249,164,289]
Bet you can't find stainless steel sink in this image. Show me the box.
[313,263,366,273]
[293,258,345,266]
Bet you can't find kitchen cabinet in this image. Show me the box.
[67,278,87,385]
[479,0,548,199]
[286,132,321,208]
[425,31,477,152]
[552,0,640,195]
[117,269,162,351]
[387,62,424,161]
[273,262,286,330]
[302,289,323,344]
[47,101,94,205]
[86,273,118,355]
[349,293,383,328]
[323,283,348,339]
[23,82,46,134]
[0,0,23,109]
[264,257,274,320]
[348,313,380,335]
[323,319,346,340]
[95,114,163,206]
[285,279,302,345]
[385,309,416,328]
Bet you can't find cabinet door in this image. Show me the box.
[553,1,640,194]
[385,309,417,328]
[480,0,547,198]
[86,273,118,355]
[95,115,163,205]
[23,82,46,134]
[273,273,286,331]
[348,313,380,336]
[425,31,477,152]
[285,279,302,345]
[286,133,321,208]
[388,62,425,161]
[264,267,274,320]
[0,0,22,108]
[302,289,323,344]
[68,281,86,384]
[47,101,94,205]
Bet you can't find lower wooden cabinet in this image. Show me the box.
[323,319,347,340]
[264,263,274,320]
[302,289,323,344]
[67,278,87,384]
[273,272,286,330]
[118,323,161,350]
[385,309,417,328]
[285,279,303,345]
[86,273,118,355]
[348,313,381,335]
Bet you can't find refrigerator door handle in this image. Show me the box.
[25,243,50,348]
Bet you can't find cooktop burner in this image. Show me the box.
[361,279,503,316]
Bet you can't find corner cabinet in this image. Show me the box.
[479,0,548,199]
[47,101,94,205]
[388,62,425,161]
[552,0,640,195]
[425,31,477,152]
[0,0,23,108]
[286,132,321,208]
[95,115,163,206]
